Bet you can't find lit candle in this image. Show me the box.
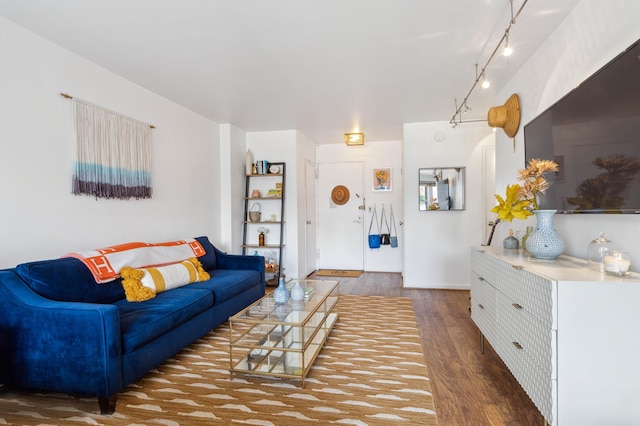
[603,251,631,276]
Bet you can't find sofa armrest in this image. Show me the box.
[0,270,123,398]
[213,246,266,287]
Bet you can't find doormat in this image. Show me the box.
[315,269,363,278]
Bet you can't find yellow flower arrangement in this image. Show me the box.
[492,159,559,222]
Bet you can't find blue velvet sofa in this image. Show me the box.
[0,236,265,414]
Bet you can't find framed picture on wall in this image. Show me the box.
[373,167,392,191]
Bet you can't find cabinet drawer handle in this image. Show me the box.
[512,303,523,310]
[512,341,523,350]
[478,303,485,310]
[511,265,524,270]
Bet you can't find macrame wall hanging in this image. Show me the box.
[64,93,154,199]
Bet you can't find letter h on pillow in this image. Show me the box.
[120,258,210,302]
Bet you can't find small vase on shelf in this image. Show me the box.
[525,210,564,260]
[503,229,519,249]
[290,281,305,302]
[273,276,289,304]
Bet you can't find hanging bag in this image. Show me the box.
[380,204,391,245]
[249,202,261,222]
[389,204,398,248]
[368,205,381,249]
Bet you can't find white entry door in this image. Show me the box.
[317,161,364,270]
[303,160,317,276]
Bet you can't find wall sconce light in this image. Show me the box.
[344,132,365,146]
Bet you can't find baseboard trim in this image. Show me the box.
[402,283,470,290]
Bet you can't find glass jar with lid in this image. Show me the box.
[588,232,614,271]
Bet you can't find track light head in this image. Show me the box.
[481,73,490,89]
[503,45,513,57]
[503,32,513,57]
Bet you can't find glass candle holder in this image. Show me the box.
[603,250,631,277]
[588,232,614,271]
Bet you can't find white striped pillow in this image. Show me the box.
[120,258,210,302]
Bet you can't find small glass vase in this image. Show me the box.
[290,281,305,302]
[273,276,289,304]
[525,210,564,260]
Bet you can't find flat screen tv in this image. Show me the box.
[524,39,640,214]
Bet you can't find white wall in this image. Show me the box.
[219,124,247,253]
[0,17,220,268]
[403,122,494,288]
[316,140,404,273]
[495,0,640,269]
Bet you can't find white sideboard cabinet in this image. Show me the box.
[470,246,640,426]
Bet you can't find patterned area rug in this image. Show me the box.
[0,295,438,425]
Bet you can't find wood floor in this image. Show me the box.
[307,271,543,426]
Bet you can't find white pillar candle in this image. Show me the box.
[603,251,631,276]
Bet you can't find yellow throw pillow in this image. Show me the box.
[120,258,210,302]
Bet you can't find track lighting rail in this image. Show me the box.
[449,0,528,127]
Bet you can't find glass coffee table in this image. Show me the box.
[229,279,339,386]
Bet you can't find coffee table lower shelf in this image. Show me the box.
[230,311,338,386]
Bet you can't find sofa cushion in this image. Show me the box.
[185,269,261,306]
[115,287,213,354]
[16,257,125,304]
[195,236,217,271]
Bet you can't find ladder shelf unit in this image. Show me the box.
[242,162,285,286]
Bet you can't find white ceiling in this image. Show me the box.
[0,0,582,143]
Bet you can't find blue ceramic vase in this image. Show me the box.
[273,277,290,304]
[525,210,564,260]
